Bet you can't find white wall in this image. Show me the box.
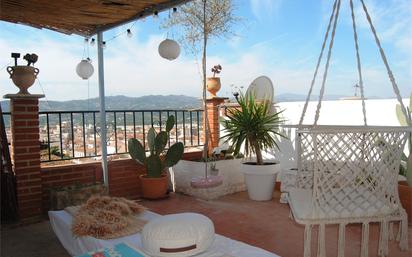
[278,98,409,126]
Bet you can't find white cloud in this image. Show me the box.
[1,0,410,102]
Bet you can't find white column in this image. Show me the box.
[97,32,109,188]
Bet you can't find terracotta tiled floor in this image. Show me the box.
[1,191,411,257]
[142,191,412,257]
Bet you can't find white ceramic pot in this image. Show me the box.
[241,162,280,201]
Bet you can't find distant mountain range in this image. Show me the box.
[1,93,385,112]
[1,95,202,112]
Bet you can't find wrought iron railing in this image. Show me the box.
[1,109,204,162]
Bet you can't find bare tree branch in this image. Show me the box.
[162,0,240,55]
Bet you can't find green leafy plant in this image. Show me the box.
[128,115,184,178]
[220,93,285,165]
[396,92,412,186]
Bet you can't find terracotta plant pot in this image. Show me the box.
[140,174,168,199]
[398,181,412,225]
[207,77,221,97]
[7,65,39,94]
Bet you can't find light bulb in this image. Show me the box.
[84,38,89,44]
[153,10,159,19]
[127,29,133,38]
[90,38,95,46]
[102,41,106,49]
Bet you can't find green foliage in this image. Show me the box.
[166,115,175,132]
[146,155,163,178]
[50,146,64,157]
[128,115,184,178]
[147,127,156,155]
[155,131,168,155]
[128,139,145,164]
[165,143,185,167]
[396,92,412,186]
[220,93,286,165]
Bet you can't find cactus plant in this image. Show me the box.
[396,93,412,186]
[128,115,184,178]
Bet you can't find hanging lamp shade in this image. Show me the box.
[158,39,180,60]
[76,59,94,80]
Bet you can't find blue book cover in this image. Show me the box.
[76,243,147,257]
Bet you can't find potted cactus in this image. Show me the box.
[396,92,412,223]
[128,115,184,199]
[207,64,222,97]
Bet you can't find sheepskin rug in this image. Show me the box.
[67,196,147,239]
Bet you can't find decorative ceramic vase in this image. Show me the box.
[207,77,221,97]
[7,65,39,94]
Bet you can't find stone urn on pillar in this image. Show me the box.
[207,64,222,97]
[7,53,39,95]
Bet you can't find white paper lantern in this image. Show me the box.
[158,39,180,60]
[76,59,94,80]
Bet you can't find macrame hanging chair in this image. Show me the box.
[287,0,412,257]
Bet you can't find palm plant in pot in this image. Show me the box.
[396,92,412,223]
[128,115,184,199]
[221,92,285,201]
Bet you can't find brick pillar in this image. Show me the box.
[203,97,228,154]
[4,94,44,221]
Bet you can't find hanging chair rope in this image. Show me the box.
[292,1,411,256]
[359,0,411,126]
[300,0,410,127]
[298,0,338,125]
[350,0,367,126]
[313,0,342,125]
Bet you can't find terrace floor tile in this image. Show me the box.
[1,191,411,257]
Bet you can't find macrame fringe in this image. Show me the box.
[317,224,326,257]
[337,223,346,257]
[388,222,394,241]
[378,220,389,257]
[304,224,312,257]
[361,222,369,257]
[399,214,408,251]
[396,220,401,242]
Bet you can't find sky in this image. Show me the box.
[0,0,411,101]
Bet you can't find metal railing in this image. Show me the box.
[2,109,204,162]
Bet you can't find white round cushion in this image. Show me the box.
[141,213,215,257]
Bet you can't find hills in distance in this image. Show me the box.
[1,95,202,112]
[1,93,385,112]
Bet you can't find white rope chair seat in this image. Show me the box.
[289,126,410,257]
[286,0,411,255]
[288,188,399,224]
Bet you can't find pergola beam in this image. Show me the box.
[93,0,189,36]
[0,0,192,37]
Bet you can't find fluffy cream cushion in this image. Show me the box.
[141,213,215,257]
